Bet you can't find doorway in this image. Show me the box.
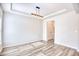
[47,21,55,44]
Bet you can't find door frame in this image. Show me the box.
[43,19,55,42]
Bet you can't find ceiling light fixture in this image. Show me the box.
[31,6,43,18]
[10,3,43,18]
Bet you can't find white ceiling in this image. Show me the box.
[1,3,74,17]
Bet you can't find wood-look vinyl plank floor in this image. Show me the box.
[0,40,79,56]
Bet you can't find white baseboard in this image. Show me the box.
[55,42,77,50]
[3,40,42,48]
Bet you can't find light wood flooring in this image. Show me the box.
[0,40,79,56]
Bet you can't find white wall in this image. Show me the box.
[0,6,2,42]
[54,11,79,50]
[3,12,43,47]
[44,10,79,50]
[0,5,3,52]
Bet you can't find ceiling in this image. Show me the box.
[1,3,74,18]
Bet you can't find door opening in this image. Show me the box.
[47,21,55,44]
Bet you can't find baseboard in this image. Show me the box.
[54,42,77,50]
[3,40,42,48]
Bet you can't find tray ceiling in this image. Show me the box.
[1,3,74,17]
